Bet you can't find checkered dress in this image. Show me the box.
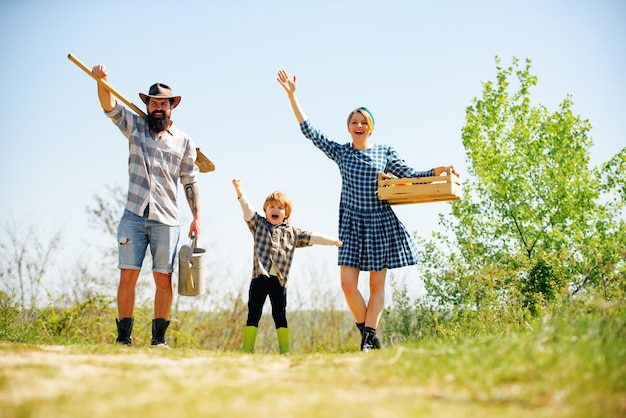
[300,120,434,271]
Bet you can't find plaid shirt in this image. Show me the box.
[237,194,337,287]
[300,120,434,212]
[106,104,198,226]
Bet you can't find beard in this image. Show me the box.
[147,111,171,133]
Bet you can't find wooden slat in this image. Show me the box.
[377,170,462,205]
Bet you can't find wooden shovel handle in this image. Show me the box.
[67,53,148,119]
[69,53,215,173]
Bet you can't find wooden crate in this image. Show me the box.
[377,169,462,205]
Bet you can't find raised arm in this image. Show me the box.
[91,64,116,112]
[232,178,255,222]
[232,178,244,198]
[277,70,307,124]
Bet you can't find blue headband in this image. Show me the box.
[356,106,375,126]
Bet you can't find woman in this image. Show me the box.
[277,70,457,351]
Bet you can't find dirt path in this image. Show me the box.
[0,344,570,418]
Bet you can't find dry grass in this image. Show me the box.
[1,340,619,418]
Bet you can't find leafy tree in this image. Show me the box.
[419,56,625,315]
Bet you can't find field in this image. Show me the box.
[2,312,624,418]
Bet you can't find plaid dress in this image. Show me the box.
[300,120,434,271]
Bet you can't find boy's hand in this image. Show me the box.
[232,178,243,198]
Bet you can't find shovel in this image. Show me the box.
[67,53,215,173]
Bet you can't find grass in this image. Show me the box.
[1,304,624,418]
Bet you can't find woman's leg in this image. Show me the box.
[365,269,387,328]
[340,266,366,323]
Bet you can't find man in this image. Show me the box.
[91,64,201,347]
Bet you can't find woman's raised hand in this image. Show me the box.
[277,70,297,94]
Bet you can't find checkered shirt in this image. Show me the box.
[237,194,336,287]
[300,120,434,271]
[106,104,198,226]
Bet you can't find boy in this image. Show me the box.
[232,178,341,353]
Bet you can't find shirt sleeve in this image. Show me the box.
[180,138,199,186]
[300,120,344,164]
[105,103,140,138]
[385,146,435,178]
[237,194,256,222]
[309,232,339,246]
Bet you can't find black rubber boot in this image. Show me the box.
[151,318,170,348]
[357,323,382,350]
[370,333,382,349]
[115,318,133,345]
[361,327,378,352]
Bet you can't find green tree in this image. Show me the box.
[419,56,625,315]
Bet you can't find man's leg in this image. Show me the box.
[148,220,179,347]
[153,271,173,320]
[118,268,140,319]
[116,268,140,345]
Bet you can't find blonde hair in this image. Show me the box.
[263,191,293,224]
[346,107,375,135]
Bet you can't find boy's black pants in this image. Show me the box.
[246,275,288,328]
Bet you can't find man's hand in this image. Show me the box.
[91,64,108,79]
[188,218,200,239]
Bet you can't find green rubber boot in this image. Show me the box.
[241,326,258,353]
[277,327,291,354]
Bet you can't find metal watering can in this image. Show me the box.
[177,234,207,296]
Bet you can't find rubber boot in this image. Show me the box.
[241,326,258,353]
[357,322,382,349]
[361,327,377,352]
[276,327,291,354]
[115,317,133,345]
[371,332,383,349]
[151,318,170,348]
[356,322,383,350]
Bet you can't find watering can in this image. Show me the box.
[177,234,207,296]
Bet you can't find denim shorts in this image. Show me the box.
[117,209,180,273]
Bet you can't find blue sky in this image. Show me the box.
[1,1,624,303]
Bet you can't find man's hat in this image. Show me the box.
[139,83,181,108]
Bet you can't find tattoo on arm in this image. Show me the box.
[185,184,198,217]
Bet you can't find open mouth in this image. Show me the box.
[271,214,280,221]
